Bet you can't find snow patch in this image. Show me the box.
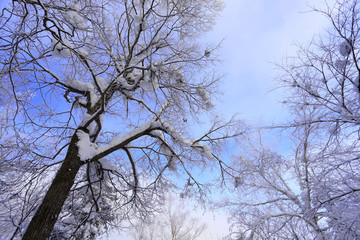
[192,142,213,160]
[78,48,89,56]
[66,78,99,107]
[64,7,87,29]
[168,158,178,171]
[66,77,94,93]
[97,121,155,153]
[77,130,99,161]
[96,76,108,92]
[162,121,190,146]
[160,143,178,171]
[139,70,159,92]
[79,112,104,136]
[151,130,165,139]
[234,176,242,188]
[134,14,149,31]
[196,87,213,109]
[80,113,97,136]
[334,59,350,70]
[286,190,296,199]
[339,40,351,57]
[204,50,211,57]
[170,68,185,84]
[51,38,73,58]
[99,158,118,171]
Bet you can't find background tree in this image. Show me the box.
[129,196,207,240]
[279,0,360,238]
[224,120,327,240]
[0,0,244,239]
[224,0,360,239]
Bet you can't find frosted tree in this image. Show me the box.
[223,121,327,240]
[129,196,207,240]
[279,0,360,137]
[225,0,360,239]
[278,1,360,238]
[0,0,245,239]
[225,1,360,239]
[225,111,360,240]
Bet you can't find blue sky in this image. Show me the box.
[0,0,9,9]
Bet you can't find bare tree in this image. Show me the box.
[278,0,360,237]
[223,123,326,240]
[224,0,360,239]
[225,113,360,240]
[0,0,244,239]
[130,196,207,240]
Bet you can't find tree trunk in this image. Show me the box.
[22,133,84,240]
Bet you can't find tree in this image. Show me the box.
[225,112,360,240]
[224,0,360,239]
[278,0,360,238]
[129,196,207,240]
[223,123,327,240]
[0,0,244,239]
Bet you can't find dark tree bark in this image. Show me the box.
[22,133,84,240]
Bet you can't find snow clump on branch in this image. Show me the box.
[95,77,108,92]
[160,143,178,171]
[76,130,99,161]
[99,158,118,172]
[51,38,73,58]
[339,40,351,57]
[66,78,99,107]
[334,59,350,70]
[139,68,160,92]
[66,78,94,93]
[191,142,213,160]
[196,86,213,109]
[134,14,149,31]
[64,4,87,29]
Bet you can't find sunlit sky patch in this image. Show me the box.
[212,0,329,124]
